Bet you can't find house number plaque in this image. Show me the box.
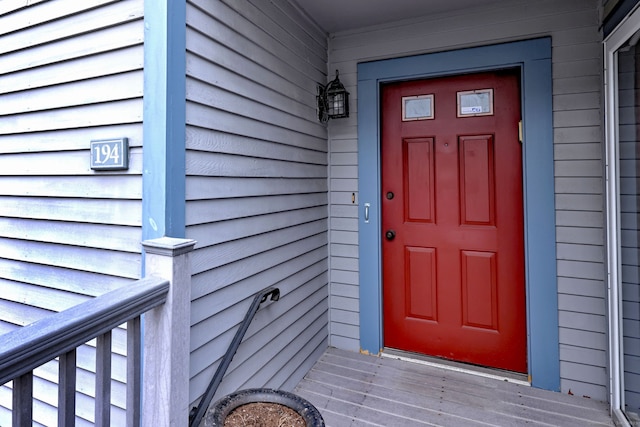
[90,138,129,170]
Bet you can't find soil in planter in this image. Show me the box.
[224,402,306,427]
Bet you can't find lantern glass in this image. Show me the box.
[328,92,345,117]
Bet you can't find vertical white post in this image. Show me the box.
[142,237,196,427]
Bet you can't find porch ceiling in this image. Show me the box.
[293,0,506,33]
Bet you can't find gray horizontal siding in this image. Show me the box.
[327,0,606,400]
[617,46,640,413]
[0,218,141,252]
[186,193,327,226]
[185,0,329,407]
[551,3,605,400]
[0,0,145,424]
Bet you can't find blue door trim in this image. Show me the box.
[142,0,187,243]
[357,38,559,391]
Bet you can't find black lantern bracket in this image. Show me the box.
[317,70,349,123]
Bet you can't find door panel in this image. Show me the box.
[461,250,497,330]
[459,135,494,226]
[406,246,437,321]
[382,70,526,373]
[405,138,435,223]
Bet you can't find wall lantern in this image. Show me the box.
[317,70,349,123]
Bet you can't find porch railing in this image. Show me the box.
[0,277,170,427]
[0,237,196,427]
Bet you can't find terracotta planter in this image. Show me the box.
[204,388,325,427]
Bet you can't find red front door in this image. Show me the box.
[381,70,527,373]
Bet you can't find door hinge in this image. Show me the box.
[518,120,523,143]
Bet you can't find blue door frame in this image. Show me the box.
[357,38,559,391]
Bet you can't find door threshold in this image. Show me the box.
[381,348,530,386]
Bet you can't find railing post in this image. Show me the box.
[141,238,196,427]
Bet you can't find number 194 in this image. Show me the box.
[90,138,128,170]
[93,143,120,165]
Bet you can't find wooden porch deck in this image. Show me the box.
[294,347,614,427]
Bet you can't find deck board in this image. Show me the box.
[294,348,614,426]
